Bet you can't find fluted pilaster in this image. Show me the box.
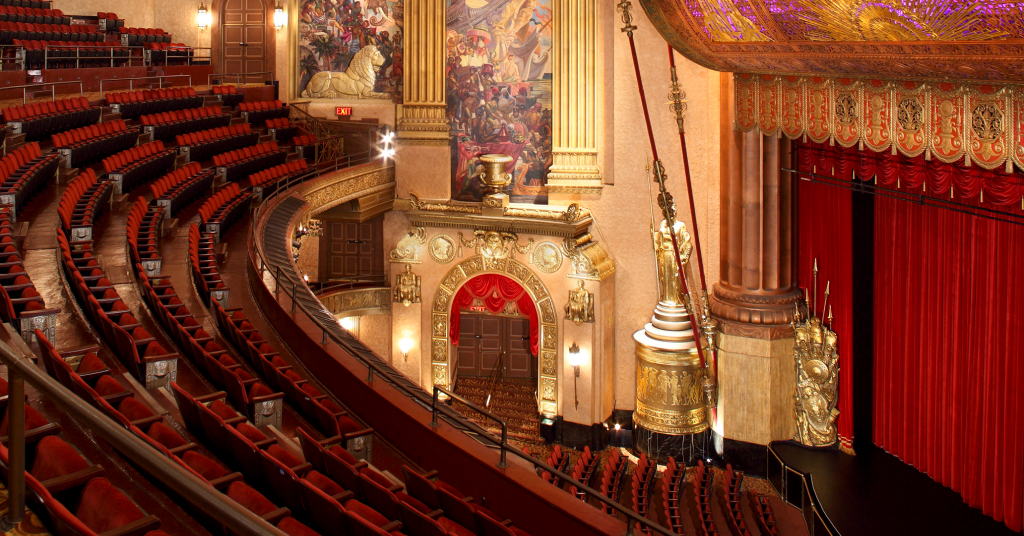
[397,0,448,145]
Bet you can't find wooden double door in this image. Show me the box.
[457,314,535,378]
[221,0,267,83]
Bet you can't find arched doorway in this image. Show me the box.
[450,274,538,380]
[213,0,275,83]
[432,256,559,418]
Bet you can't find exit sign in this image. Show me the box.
[336,107,353,117]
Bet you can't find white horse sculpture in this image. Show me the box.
[301,45,390,99]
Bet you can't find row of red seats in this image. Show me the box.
[239,99,289,125]
[249,159,308,188]
[694,460,719,536]
[52,119,137,168]
[175,124,256,163]
[176,123,250,146]
[661,458,685,534]
[139,105,223,126]
[188,223,226,307]
[102,140,176,193]
[292,134,315,146]
[108,87,203,121]
[0,205,57,342]
[56,228,178,389]
[1,97,98,140]
[0,142,59,218]
[140,105,230,141]
[538,444,570,487]
[752,491,780,536]
[239,99,284,112]
[0,5,66,20]
[0,21,105,46]
[266,117,293,129]
[52,119,126,147]
[144,42,189,50]
[598,449,628,516]
[106,87,197,104]
[0,21,98,33]
[630,452,657,534]
[57,168,111,242]
[101,140,166,172]
[127,197,162,277]
[149,162,215,218]
[211,84,245,107]
[198,184,250,244]
[119,27,168,35]
[213,140,279,167]
[567,446,599,501]
[212,85,239,95]
[723,464,751,536]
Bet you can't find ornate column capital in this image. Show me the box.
[396,0,448,145]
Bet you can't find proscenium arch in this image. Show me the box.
[432,255,560,418]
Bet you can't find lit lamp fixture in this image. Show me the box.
[273,2,286,31]
[399,338,413,361]
[380,125,396,160]
[197,2,211,32]
[567,342,584,410]
[339,317,356,331]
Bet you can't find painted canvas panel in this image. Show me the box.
[297,0,404,101]
[446,0,553,204]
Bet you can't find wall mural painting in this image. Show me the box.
[298,0,404,101]
[446,0,553,204]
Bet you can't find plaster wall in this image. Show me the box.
[359,313,394,365]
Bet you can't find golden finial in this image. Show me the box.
[827,305,833,326]
[616,0,637,34]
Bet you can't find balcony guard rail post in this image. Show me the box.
[5,367,24,526]
[0,325,289,536]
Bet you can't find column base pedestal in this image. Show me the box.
[633,424,710,464]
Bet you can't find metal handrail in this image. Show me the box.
[248,154,679,536]
[161,46,212,66]
[0,81,83,103]
[768,444,841,536]
[99,75,192,95]
[42,44,145,70]
[313,275,389,294]
[0,325,286,535]
[208,71,275,86]
[431,385,508,467]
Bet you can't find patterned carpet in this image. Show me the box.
[0,485,52,535]
[454,376,544,447]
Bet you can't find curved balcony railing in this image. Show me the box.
[768,443,841,536]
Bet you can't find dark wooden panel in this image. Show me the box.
[457,316,480,376]
[507,318,533,378]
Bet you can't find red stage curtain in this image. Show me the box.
[797,176,854,449]
[873,194,1024,531]
[449,274,538,355]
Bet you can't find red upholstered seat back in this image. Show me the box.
[30,436,89,482]
[74,477,146,532]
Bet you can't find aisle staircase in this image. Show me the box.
[455,376,543,446]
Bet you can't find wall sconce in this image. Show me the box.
[399,338,414,361]
[339,317,356,331]
[380,125,395,159]
[197,2,211,32]
[273,2,286,31]
[567,342,584,410]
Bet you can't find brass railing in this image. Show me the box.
[290,103,350,165]
[99,75,193,95]
[0,325,286,535]
[207,71,275,86]
[0,81,83,103]
[767,444,841,536]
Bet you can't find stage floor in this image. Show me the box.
[771,442,1017,536]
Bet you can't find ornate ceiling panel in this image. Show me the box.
[639,0,1024,81]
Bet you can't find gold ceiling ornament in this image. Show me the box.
[798,0,1008,42]
[694,0,768,42]
[792,259,840,448]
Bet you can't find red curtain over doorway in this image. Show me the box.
[449,275,538,355]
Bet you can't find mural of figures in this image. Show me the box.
[446,0,552,204]
[298,0,404,101]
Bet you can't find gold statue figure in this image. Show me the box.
[565,280,594,325]
[393,264,421,306]
[793,262,840,448]
[653,215,692,306]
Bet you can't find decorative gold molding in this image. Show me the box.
[299,161,396,215]
[397,0,448,141]
[318,288,392,316]
[548,0,602,191]
[433,256,559,417]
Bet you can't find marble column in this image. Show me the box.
[395,0,450,201]
[710,127,800,445]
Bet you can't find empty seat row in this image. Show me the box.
[211,84,245,107]
[56,229,178,390]
[145,42,195,66]
[248,159,309,198]
[537,444,570,488]
[0,142,58,219]
[567,446,600,502]
[52,119,138,168]
[57,168,111,243]
[266,117,301,143]
[694,460,718,536]
[239,99,289,125]
[723,464,750,536]
[598,448,628,516]
[0,21,103,44]
[751,491,780,536]
[188,223,227,308]
[150,162,215,218]
[630,452,658,533]
[15,39,133,69]
[660,458,685,535]
[0,206,57,344]
[176,123,258,163]
[127,196,163,277]
[212,141,287,183]
[107,87,202,120]
[2,96,99,140]
[0,6,69,26]
[0,1,49,9]
[118,26,171,46]
[101,140,176,194]
[140,105,229,141]
[97,11,124,31]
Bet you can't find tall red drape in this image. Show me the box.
[797,174,854,449]
[873,192,1024,531]
[449,275,538,355]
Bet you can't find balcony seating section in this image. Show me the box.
[56,229,178,389]
[630,453,657,534]
[722,464,750,536]
[0,142,59,217]
[567,446,599,501]
[266,117,300,143]
[118,27,171,46]
[150,162,215,218]
[598,448,628,516]
[0,1,50,10]
[660,458,685,535]
[0,6,69,25]
[106,87,203,121]
[101,140,176,194]
[212,140,287,183]
[2,97,100,140]
[238,100,289,125]
[212,302,368,443]
[694,460,718,536]
[139,105,230,141]
[57,168,111,242]
[97,12,125,31]
[750,491,780,536]
[51,119,138,168]
[197,183,250,242]
[175,123,258,163]
[0,437,163,535]
[211,84,244,108]
[127,197,163,277]
[0,21,104,44]
[13,39,130,69]
[0,206,58,342]
[248,159,309,198]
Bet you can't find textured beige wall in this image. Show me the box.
[358,313,394,365]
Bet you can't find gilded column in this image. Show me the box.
[546,0,602,197]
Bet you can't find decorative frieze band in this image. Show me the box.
[735,73,1024,173]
